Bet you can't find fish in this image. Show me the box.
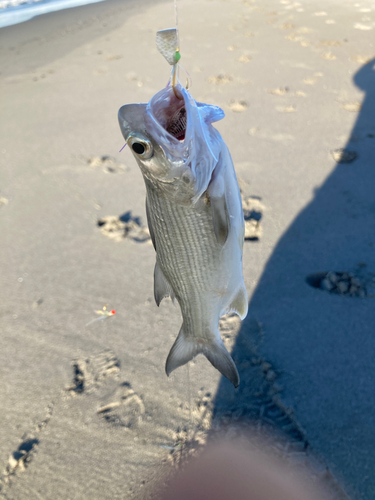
[118,83,248,387]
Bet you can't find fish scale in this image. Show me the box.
[147,185,219,336]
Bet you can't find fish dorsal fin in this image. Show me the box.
[226,286,248,320]
[146,197,156,251]
[208,156,230,246]
[154,261,175,306]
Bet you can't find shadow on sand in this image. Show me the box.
[213,59,375,499]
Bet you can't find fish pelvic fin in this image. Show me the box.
[165,327,240,388]
[154,261,175,306]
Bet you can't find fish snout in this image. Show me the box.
[118,103,148,142]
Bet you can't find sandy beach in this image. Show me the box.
[1,0,374,498]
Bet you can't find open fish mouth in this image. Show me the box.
[149,87,187,142]
[166,106,186,141]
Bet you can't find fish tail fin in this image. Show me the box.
[165,327,240,388]
[165,327,201,377]
[203,342,240,388]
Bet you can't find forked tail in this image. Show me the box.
[165,326,240,387]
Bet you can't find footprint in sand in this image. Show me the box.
[167,390,223,467]
[319,39,342,47]
[125,72,144,88]
[207,74,233,85]
[354,23,373,30]
[285,34,304,42]
[0,197,9,208]
[97,382,145,428]
[238,54,251,63]
[275,105,296,113]
[303,76,321,85]
[68,350,121,394]
[340,101,362,112]
[106,55,123,61]
[228,100,248,112]
[87,155,128,174]
[306,270,374,298]
[31,69,55,82]
[350,55,371,64]
[269,87,289,95]
[331,148,358,164]
[98,212,151,243]
[239,180,264,240]
[67,351,145,429]
[242,194,264,241]
[220,313,242,351]
[1,405,53,485]
[321,52,337,60]
[4,438,40,481]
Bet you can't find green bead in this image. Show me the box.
[174,51,181,63]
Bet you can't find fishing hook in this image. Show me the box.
[172,49,183,100]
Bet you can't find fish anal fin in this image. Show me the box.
[165,327,240,388]
[227,286,248,320]
[154,261,175,306]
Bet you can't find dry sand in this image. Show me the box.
[0,0,374,498]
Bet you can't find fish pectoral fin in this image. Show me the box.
[154,261,175,306]
[196,102,225,124]
[208,159,230,246]
[210,194,230,246]
[146,197,156,251]
[166,328,240,388]
[226,286,248,320]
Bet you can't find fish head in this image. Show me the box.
[118,103,171,181]
[118,85,225,205]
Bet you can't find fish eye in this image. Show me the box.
[127,133,153,160]
[132,143,145,154]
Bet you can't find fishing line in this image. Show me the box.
[172,0,183,98]
[174,0,179,48]
[186,362,193,428]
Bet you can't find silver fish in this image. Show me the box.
[118,84,248,387]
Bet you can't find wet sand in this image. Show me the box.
[1,0,374,498]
